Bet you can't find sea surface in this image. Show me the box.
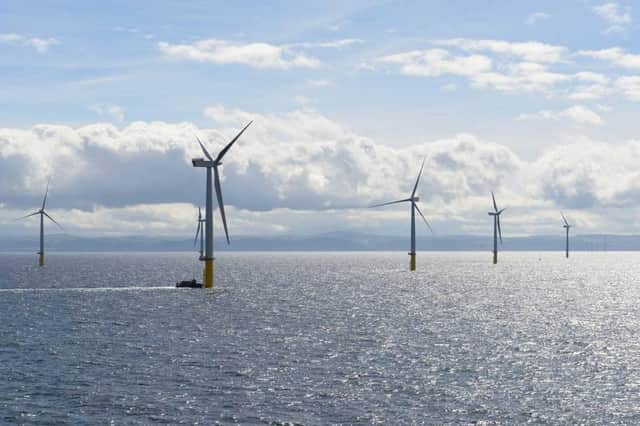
[1,251,640,424]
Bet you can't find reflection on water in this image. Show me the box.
[1,251,640,423]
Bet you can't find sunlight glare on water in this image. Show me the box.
[1,251,640,423]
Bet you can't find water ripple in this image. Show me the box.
[1,251,640,423]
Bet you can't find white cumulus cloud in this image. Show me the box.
[0,33,59,53]
[592,2,632,33]
[157,38,363,70]
[471,62,570,94]
[615,76,640,100]
[1,106,639,236]
[377,48,492,77]
[578,47,640,69]
[158,39,321,69]
[432,38,567,63]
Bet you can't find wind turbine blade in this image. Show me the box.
[369,198,412,208]
[214,166,230,244]
[198,206,202,221]
[413,203,433,234]
[195,135,213,161]
[411,157,426,197]
[43,211,63,230]
[215,121,253,163]
[15,211,40,220]
[497,207,507,215]
[42,178,50,210]
[497,216,502,245]
[491,191,498,212]
[561,212,569,227]
[194,222,201,247]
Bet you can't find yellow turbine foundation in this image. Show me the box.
[204,259,214,288]
[39,253,44,267]
[410,253,416,271]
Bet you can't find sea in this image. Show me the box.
[1,251,639,424]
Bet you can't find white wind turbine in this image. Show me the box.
[370,158,433,271]
[193,206,205,259]
[18,179,62,266]
[488,191,505,264]
[561,212,572,259]
[192,121,252,288]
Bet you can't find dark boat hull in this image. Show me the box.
[176,280,203,288]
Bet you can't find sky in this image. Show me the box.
[1,0,640,239]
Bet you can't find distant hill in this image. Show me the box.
[0,232,633,252]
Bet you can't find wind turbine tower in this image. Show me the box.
[370,158,433,271]
[194,207,205,259]
[18,179,62,266]
[192,121,252,288]
[562,212,572,258]
[488,192,505,264]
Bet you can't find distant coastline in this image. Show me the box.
[0,232,633,252]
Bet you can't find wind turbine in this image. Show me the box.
[192,121,252,288]
[18,179,62,266]
[193,207,205,259]
[488,192,505,264]
[561,212,572,258]
[370,158,433,271]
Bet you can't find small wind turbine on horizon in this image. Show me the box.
[193,207,205,259]
[488,192,505,264]
[192,121,252,288]
[17,179,62,267]
[562,212,572,258]
[370,158,433,271]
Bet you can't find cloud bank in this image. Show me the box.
[0,106,638,236]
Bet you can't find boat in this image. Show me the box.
[175,279,203,288]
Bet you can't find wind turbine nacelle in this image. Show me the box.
[412,197,420,202]
[192,158,214,167]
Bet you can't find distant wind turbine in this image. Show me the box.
[561,212,572,258]
[18,179,62,266]
[192,121,252,288]
[193,207,205,259]
[370,158,433,271]
[488,192,505,264]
